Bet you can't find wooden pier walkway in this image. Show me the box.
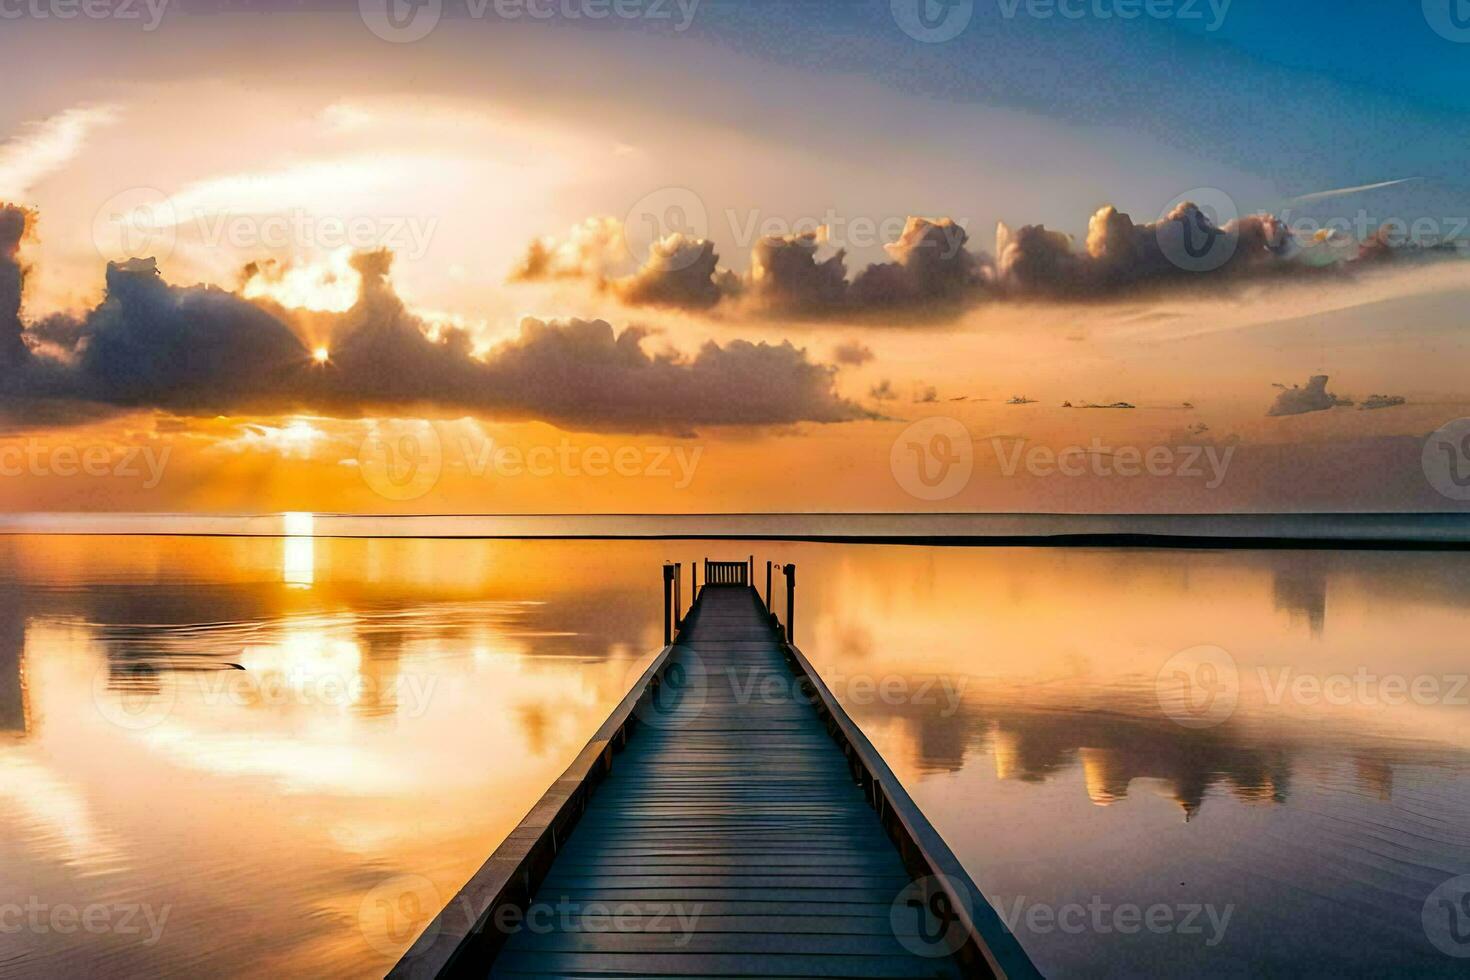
[391,561,1038,979]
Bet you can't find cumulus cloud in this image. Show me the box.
[998,203,1299,298]
[1,204,28,365]
[508,216,625,283]
[0,211,866,433]
[1354,225,1468,265]
[745,231,848,314]
[607,233,725,310]
[1267,375,1349,417]
[512,195,1461,321]
[513,216,988,319]
[849,217,980,309]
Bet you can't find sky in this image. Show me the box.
[0,0,1468,513]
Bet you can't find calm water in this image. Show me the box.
[1,534,1467,977]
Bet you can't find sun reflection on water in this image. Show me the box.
[282,511,315,588]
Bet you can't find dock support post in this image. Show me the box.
[674,562,682,627]
[748,554,754,586]
[765,561,772,611]
[783,563,796,643]
[663,563,674,644]
[692,561,697,603]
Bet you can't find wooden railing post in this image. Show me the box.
[765,561,772,611]
[663,563,674,644]
[748,555,754,586]
[692,560,697,603]
[675,562,682,627]
[783,563,796,643]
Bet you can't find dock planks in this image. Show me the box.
[488,584,965,978]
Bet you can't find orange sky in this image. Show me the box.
[2,17,1469,514]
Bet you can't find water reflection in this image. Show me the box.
[835,678,1470,820]
[0,538,1467,977]
[0,605,25,734]
[784,544,1470,977]
[0,593,25,737]
[1272,552,1328,638]
[0,536,669,978]
[281,511,315,588]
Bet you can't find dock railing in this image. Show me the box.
[754,567,1037,978]
[703,559,748,585]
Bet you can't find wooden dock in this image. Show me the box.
[390,560,1038,979]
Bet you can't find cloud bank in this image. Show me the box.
[512,200,1466,321]
[0,206,865,433]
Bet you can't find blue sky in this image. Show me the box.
[662,0,1470,211]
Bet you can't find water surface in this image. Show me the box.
[1,534,1467,976]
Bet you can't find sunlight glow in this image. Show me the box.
[282,511,315,587]
[240,249,362,313]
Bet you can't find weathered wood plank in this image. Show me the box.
[483,586,966,979]
[394,579,1035,980]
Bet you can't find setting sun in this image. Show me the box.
[2,5,1469,978]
